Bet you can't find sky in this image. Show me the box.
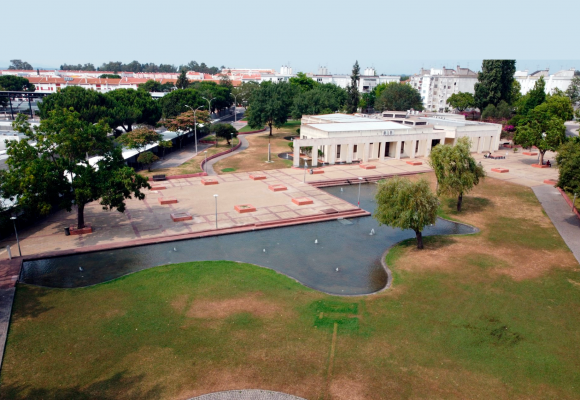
[2,0,579,75]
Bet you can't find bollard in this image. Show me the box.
[6,245,12,260]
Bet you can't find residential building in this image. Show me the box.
[409,66,478,112]
[514,68,576,95]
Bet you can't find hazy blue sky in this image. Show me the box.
[3,0,578,74]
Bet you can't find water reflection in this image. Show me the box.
[22,184,476,295]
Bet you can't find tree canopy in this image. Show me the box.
[211,123,238,145]
[345,61,360,114]
[38,86,109,124]
[105,89,161,132]
[0,76,35,92]
[289,72,318,92]
[159,89,204,119]
[519,77,546,115]
[137,151,159,172]
[474,60,516,110]
[176,70,190,89]
[246,81,294,136]
[429,137,485,212]
[163,109,211,148]
[116,127,162,154]
[514,117,566,166]
[374,82,423,112]
[138,80,175,93]
[374,177,439,249]
[556,138,580,194]
[61,63,96,71]
[8,59,33,70]
[1,111,149,229]
[565,76,580,106]
[446,92,475,112]
[99,74,121,79]
[291,84,347,119]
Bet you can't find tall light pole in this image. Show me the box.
[10,217,21,256]
[202,96,216,119]
[357,177,363,208]
[204,151,208,173]
[303,161,309,183]
[230,93,240,123]
[213,194,218,229]
[185,104,204,155]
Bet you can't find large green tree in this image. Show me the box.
[345,61,360,114]
[374,82,423,112]
[159,89,204,118]
[289,72,318,92]
[429,137,485,212]
[565,76,580,106]
[556,138,580,194]
[175,70,190,89]
[105,89,161,132]
[291,84,347,119]
[138,80,175,93]
[519,77,546,116]
[211,123,238,145]
[116,127,162,155]
[1,111,149,229]
[374,177,439,249]
[246,81,293,136]
[163,109,211,148]
[514,117,566,166]
[189,81,232,113]
[446,92,475,112]
[0,76,35,91]
[38,86,109,124]
[8,60,33,70]
[474,60,517,111]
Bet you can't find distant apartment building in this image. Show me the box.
[514,68,576,95]
[308,67,399,93]
[409,66,478,112]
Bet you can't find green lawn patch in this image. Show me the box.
[221,168,236,172]
[238,125,264,133]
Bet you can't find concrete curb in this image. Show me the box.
[556,187,580,221]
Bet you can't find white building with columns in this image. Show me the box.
[292,113,502,167]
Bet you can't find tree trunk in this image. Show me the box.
[415,230,424,249]
[77,203,85,229]
[269,122,273,136]
[539,150,545,166]
[147,164,151,172]
[179,135,184,149]
[457,192,463,212]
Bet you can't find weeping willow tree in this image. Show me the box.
[429,137,485,212]
[374,177,438,249]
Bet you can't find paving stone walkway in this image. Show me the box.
[532,185,580,264]
[205,135,250,176]
[189,390,306,400]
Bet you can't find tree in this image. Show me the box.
[481,104,497,120]
[176,70,190,89]
[528,94,574,123]
[565,76,580,106]
[189,81,232,113]
[60,63,96,71]
[159,89,203,118]
[163,109,211,148]
[375,82,423,112]
[246,81,293,136]
[8,60,33,70]
[105,89,161,132]
[511,80,522,106]
[520,77,546,115]
[429,137,485,212]
[212,123,238,145]
[1,111,149,229]
[99,74,121,79]
[116,127,162,155]
[514,117,566,166]
[231,81,260,107]
[137,151,159,172]
[157,139,172,158]
[446,92,475,112]
[345,61,360,114]
[374,177,438,249]
[474,60,516,111]
[138,80,174,93]
[0,75,35,91]
[556,138,580,194]
[291,84,347,119]
[289,72,318,92]
[38,86,109,124]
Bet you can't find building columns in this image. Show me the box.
[311,144,318,166]
[425,138,433,157]
[410,140,417,159]
[346,144,354,163]
[379,142,385,161]
[293,143,300,167]
[328,144,336,165]
[363,143,370,163]
[395,141,402,160]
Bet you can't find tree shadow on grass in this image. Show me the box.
[11,284,54,320]
[442,196,492,217]
[0,371,163,400]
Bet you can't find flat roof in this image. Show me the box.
[309,121,411,132]
[310,114,376,123]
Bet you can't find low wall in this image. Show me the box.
[238,127,267,135]
[200,140,243,171]
[557,187,580,221]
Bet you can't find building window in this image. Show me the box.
[353,145,357,152]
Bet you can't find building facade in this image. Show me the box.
[514,69,576,95]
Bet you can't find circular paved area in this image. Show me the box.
[189,389,306,400]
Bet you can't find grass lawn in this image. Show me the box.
[238,125,265,133]
[2,178,580,399]
[137,138,239,179]
[214,121,299,174]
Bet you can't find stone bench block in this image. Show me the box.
[69,225,93,235]
[268,184,287,192]
[171,213,193,222]
[150,185,166,190]
[531,164,550,168]
[249,174,267,180]
[406,161,423,166]
[491,168,509,173]
[159,197,178,205]
[522,151,538,156]
[312,169,324,174]
[201,178,219,185]
[234,204,257,213]
[359,164,376,170]
[544,179,557,185]
[292,197,313,206]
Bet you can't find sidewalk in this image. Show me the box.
[152,142,213,169]
[532,185,580,264]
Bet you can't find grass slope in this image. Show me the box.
[2,178,580,399]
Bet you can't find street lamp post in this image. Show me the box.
[204,151,208,173]
[303,161,309,183]
[231,93,240,123]
[185,104,204,155]
[202,96,216,119]
[357,177,363,208]
[214,194,218,229]
[10,217,21,256]
[231,132,234,149]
